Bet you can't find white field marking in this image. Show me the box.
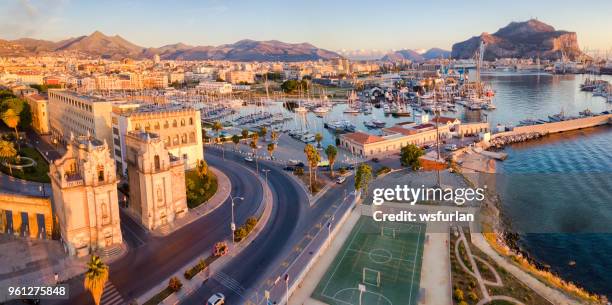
[328,288,393,305]
[345,249,415,264]
[321,218,366,296]
[407,224,423,305]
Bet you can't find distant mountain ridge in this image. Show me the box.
[0,31,341,62]
[381,48,451,62]
[451,19,585,60]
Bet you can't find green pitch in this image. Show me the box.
[312,216,425,305]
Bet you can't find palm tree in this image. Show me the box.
[325,145,338,178]
[304,144,320,192]
[0,140,17,175]
[259,126,267,139]
[231,134,240,151]
[84,255,109,305]
[314,132,323,148]
[241,128,249,140]
[267,143,275,159]
[212,121,223,143]
[270,131,279,143]
[2,109,20,150]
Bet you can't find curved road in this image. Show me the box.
[182,148,352,305]
[52,151,270,305]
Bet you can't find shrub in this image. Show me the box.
[234,227,247,241]
[468,291,478,301]
[375,166,391,176]
[184,258,207,280]
[168,276,182,292]
[458,302,468,305]
[453,288,464,301]
[294,167,304,176]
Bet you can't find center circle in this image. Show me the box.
[369,248,392,264]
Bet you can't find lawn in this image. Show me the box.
[0,146,50,183]
[185,169,218,209]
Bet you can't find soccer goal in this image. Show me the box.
[380,226,397,239]
[362,267,381,287]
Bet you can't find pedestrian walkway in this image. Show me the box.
[287,208,361,305]
[418,231,452,305]
[100,281,126,305]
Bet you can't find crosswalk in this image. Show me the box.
[100,281,126,305]
[212,271,246,298]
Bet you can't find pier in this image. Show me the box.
[488,113,612,148]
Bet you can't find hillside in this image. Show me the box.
[451,19,585,60]
[0,31,341,62]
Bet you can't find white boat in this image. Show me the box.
[312,106,331,114]
[301,133,316,143]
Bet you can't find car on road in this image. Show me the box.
[372,158,380,163]
[206,293,225,305]
[444,144,458,151]
[283,166,296,171]
[244,156,254,162]
[336,176,347,184]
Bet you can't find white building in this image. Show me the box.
[195,81,233,94]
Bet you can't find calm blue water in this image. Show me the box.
[490,73,612,298]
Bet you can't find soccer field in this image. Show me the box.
[312,216,425,305]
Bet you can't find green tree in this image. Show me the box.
[304,144,320,192]
[324,145,338,177]
[315,132,323,148]
[400,144,425,170]
[267,143,275,159]
[168,276,183,292]
[354,163,373,195]
[212,121,223,142]
[241,128,249,140]
[231,134,240,150]
[196,159,208,179]
[84,255,109,305]
[0,140,17,175]
[2,108,21,150]
[259,126,267,138]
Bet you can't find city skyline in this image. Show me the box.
[2,0,612,55]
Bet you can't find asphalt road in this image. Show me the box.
[46,151,266,305]
[181,147,353,305]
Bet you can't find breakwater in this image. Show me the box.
[489,113,612,148]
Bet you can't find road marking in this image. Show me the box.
[101,281,125,305]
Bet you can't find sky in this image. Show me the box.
[2,0,612,57]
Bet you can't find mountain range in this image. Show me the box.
[451,19,585,60]
[381,48,451,62]
[0,31,341,62]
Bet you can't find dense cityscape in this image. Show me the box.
[1,2,612,305]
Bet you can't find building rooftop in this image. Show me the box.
[114,102,195,116]
[343,131,385,144]
[50,90,109,103]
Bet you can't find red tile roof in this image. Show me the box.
[343,131,385,144]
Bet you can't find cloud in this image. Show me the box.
[0,0,67,39]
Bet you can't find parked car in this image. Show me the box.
[336,176,347,184]
[244,156,254,162]
[207,293,225,305]
[372,158,380,163]
[444,144,458,151]
[283,166,296,171]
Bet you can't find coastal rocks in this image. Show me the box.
[489,132,545,148]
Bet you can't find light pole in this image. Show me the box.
[284,274,289,305]
[262,169,270,185]
[230,195,244,244]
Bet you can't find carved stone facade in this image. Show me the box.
[126,131,187,230]
[49,135,123,256]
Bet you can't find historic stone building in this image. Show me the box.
[0,193,53,239]
[126,131,188,231]
[49,135,123,256]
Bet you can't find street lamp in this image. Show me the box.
[261,169,270,185]
[230,195,244,244]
